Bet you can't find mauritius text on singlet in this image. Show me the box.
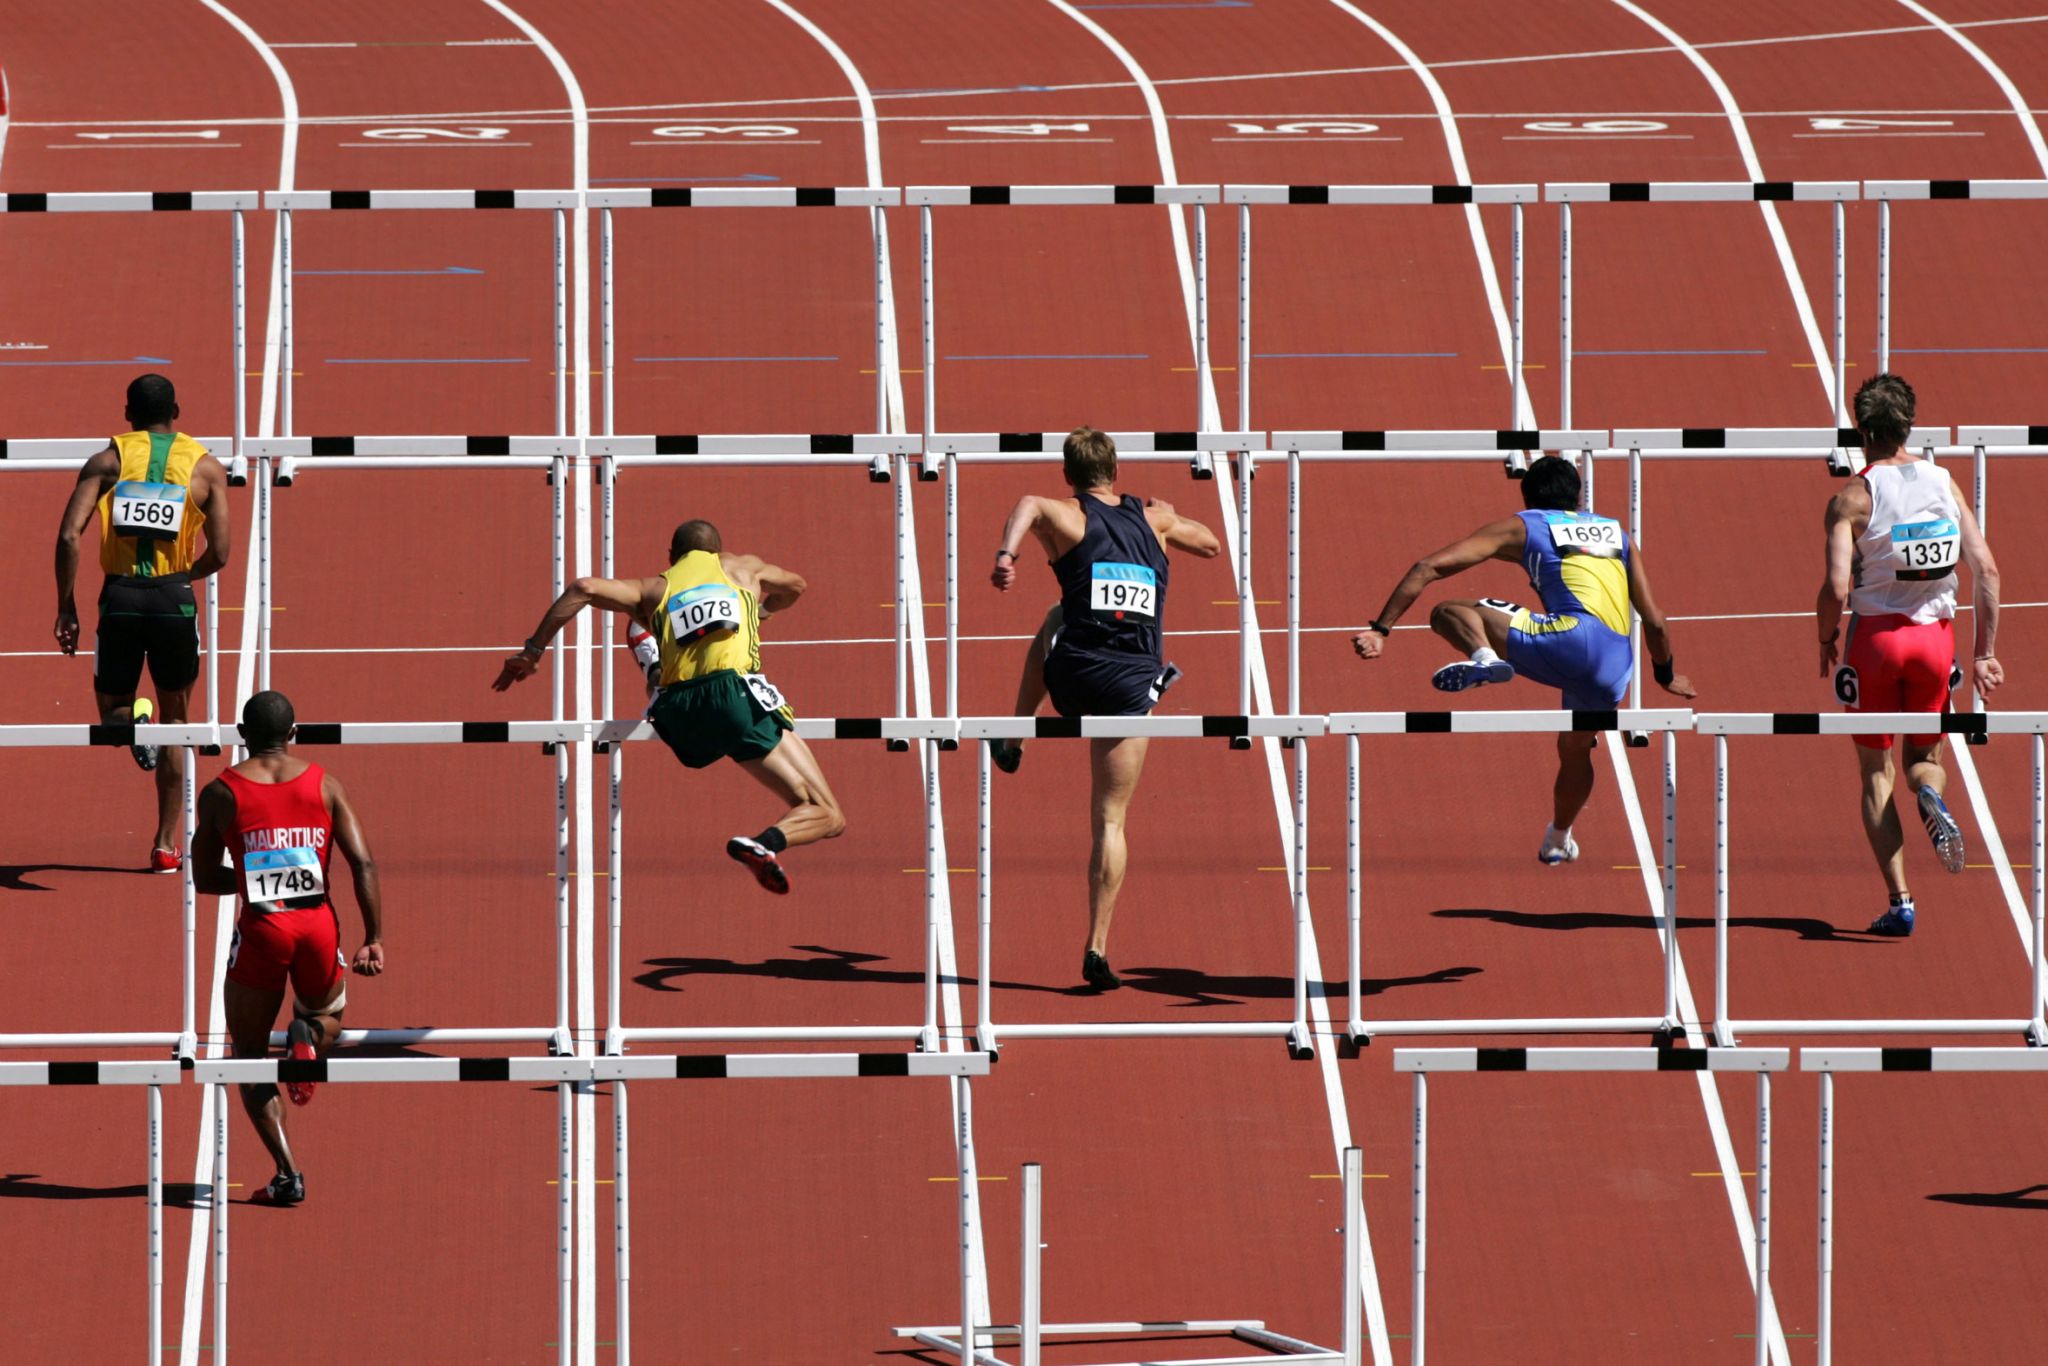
[224,766,334,913]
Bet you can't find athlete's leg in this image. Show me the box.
[224,977,297,1178]
[1086,735,1150,959]
[737,733,847,847]
[1855,742,1911,900]
[150,684,195,853]
[994,604,1060,772]
[1902,738,1945,802]
[1428,600,1513,656]
[1553,731,1599,830]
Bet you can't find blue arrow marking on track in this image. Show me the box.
[0,355,174,367]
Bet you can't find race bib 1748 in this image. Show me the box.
[1089,562,1157,619]
[1545,513,1624,558]
[109,481,187,538]
[665,584,742,642]
[1891,518,1959,581]
[245,846,325,906]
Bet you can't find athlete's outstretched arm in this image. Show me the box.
[992,495,1058,591]
[184,456,233,582]
[190,779,238,897]
[1816,482,1867,677]
[325,772,384,974]
[1143,498,1222,558]
[1626,543,1696,698]
[494,575,664,689]
[1354,517,1523,658]
[748,559,809,618]
[1951,474,2003,695]
[52,447,117,654]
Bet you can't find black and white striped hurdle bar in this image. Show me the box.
[1270,429,1603,455]
[1697,712,2048,737]
[1863,179,2048,201]
[905,185,1219,206]
[958,715,1323,741]
[243,436,577,458]
[1223,184,1537,205]
[0,191,259,213]
[1954,425,2048,448]
[1395,1047,1789,1073]
[1802,1048,2048,1072]
[1610,426,1949,452]
[191,1052,986,1085]
[264,189,577,211]
[1326,709,1693,735]
[0,1061,184,1086]
[1546,181,1858,203]
[0,719,959,749]
[588,186,898,208]
[585,434,915,481]
[928,431,1256,458]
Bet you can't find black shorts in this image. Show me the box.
[94,576,199,696]
[1044,648,1170,719]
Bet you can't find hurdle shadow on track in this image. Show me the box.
[1927,1184,2048,1212]
[0,862,157,893]
[636,945,1483,1007]
[1435,907,1883,943]
[0,1173,207,1209]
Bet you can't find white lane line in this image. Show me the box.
[1046,4,1395,1360]
[1894,0,2048,171]
[1609,1,1843,424]
[181,5,297,1361]
[475,5,596,1362]
[766,0,993,1333]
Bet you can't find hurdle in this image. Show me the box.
[1329,710,1693,1041]
[1697,712,2048,1044]
[897,1150,1359,1366]
[1800,1046,2048,1366]
[1396,1046,1790,1366]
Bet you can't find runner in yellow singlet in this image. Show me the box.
[492,519,842,894]
[53,375,234,872]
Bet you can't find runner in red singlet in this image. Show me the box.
[192,691,384,1206]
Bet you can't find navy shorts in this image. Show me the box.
[1044,649,1170,719]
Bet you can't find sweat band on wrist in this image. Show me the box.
[1653,657,1675,687]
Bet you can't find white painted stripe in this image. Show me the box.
[1895,0,2048,173]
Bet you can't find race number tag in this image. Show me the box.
[1089,562,1157,618]
[742,673,786,713]
[109,481,187,538]
[664,584,742,642]
[244,846,325,907]
[1890,519,1959,581]
[1545,514,1624,558]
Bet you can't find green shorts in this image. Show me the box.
[648,670,791,769]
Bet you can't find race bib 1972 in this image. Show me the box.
[665,584,742,642]
[1089,562,1157,618]
[1545,513,1624,558]
[109,481,187,538]
[1890,518,1959,581]
[244,846,325,907]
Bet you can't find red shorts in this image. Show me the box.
[1839,614,1957,751]
[226,904,344,1003]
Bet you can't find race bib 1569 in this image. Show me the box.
[245,846,325,906]
[1089,562,1157,618]
[1890,518,1959,581]
[110,481,187,538]
[1545,514,1624,558]
[665,584,742,641]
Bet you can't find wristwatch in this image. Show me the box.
[1365,620,1391,637]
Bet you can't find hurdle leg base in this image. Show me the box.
[1625,730,1650,749]
[1228,736,1252,751]
[915,1025,940,1054]
[2025,1019,2047,1048]
[975,1026,1001,1058]
[603,1027,625,1057]
[548,1027,575,1057]
[887,738,911,753]
[1713,1020,1739,1049]
[174,1032,198,1065]
[1285,1022,1315,1060]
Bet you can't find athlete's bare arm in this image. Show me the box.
[1950,473,2003,695]
[1625,542,1696,698]
[493,574,666,690]
[52,447,118,654]
[1817,480,1870,677]
[324,771,384,974]
[1354,516,1527,658]
[183,455,233,583]
[190,778,239,897]
[1142,498,1222,558]
[724,554,807,618]
[991,495,1085,591]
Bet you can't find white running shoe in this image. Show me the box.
[626,623,661,698]
[1917,785,1965,875]
[1432,654,1515,693]
[1538,824,1580,866]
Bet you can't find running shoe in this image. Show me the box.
[1431,656,1515,694]
[283,1018,318,1107]
[250,1171,305,1206]
[128,697,160,772]
[1081,950,1121,991]
[726,836,790,895]
[1918,785,1965,875]
[1867,901,1916,937]
[149,846,182,875]
[989,739,1024,775]
[1538,825,1580,866]
[626,623,661,698]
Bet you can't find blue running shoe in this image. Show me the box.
[1917,785,1965,874]
[1431,655,1515,693]
[1867,901,1915,937]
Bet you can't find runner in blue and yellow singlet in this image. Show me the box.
[1352,456,1695,865]
[54,374,234,873]
[493,519,841,895]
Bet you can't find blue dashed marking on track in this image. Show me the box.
[1575,348,1765,357]
[295,266,483,277]
[0,354,173,367]
[633,355,838,363]
[324,357,528,365]
[1257,351,1457,359]
[945,352,1148,361]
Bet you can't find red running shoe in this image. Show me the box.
[725,836,790,895]
[149,846,182,875]
[283,1019,318,1107]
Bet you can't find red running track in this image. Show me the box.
[2,2,2046,1363]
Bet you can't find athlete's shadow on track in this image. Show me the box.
[1927,1184,2048,1211]
[1435,907,1877,942]
[637,946,1483,1008]
[0,862,156,892]
[0,1172,206,1208]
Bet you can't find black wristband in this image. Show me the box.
[994,549,1017,562]
[1653,657,1675,687]
[1366,620,1392,637]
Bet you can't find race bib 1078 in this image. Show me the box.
[1890,518,1959,581]
[245,846,325,906]
[665,584,743,642]
[1089,562,1157,619]
[109,481,187,538]
[1545,514,1624,558]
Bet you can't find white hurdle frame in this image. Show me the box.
[1701,712,2048,1043]
[1397,1047,1789,1366]
[1331,710,1692,1040]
